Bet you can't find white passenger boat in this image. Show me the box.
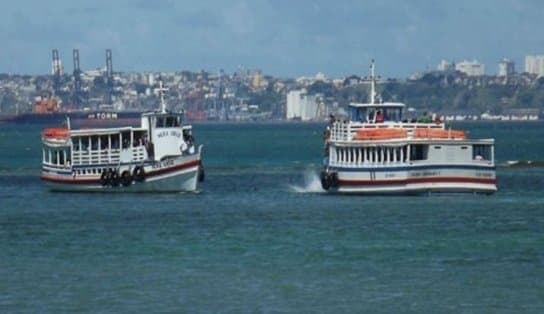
[40,82,204,192]
[320,61,496,194]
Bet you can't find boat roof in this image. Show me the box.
[349,102,406,108]
[141,110,184,117]
[69,126,146,136]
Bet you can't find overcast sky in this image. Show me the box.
[1,0,543,78]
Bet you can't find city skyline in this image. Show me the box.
[1,0,543,78]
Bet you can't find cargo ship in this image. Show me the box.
[1,97,142,127]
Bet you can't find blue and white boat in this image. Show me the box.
[40,82,204,192]
[320,61,496,194]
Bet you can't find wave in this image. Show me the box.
[502,160,544,168]
[288,169,325,193]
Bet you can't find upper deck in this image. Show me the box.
[329,120,446,142]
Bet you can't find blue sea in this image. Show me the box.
[1,121,544,313]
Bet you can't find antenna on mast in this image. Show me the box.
[370,59,376,105]
[158,79,168,113]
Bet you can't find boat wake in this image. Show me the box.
[503,160,544,168]
[288,169,325,193]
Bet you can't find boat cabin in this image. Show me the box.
[329,141,494,167]
[348,102,405,124]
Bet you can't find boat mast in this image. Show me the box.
[158,79,168,113]
[370,59,376,105]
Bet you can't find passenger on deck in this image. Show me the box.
[367,109,375,122]
[329,114,336,125]
[417,112,432,123]
[375,110,384,123]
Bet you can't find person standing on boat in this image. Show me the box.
[375,110,384,123]
[418,112,432,123]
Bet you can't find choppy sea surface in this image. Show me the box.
[1,121,543,313]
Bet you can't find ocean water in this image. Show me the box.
[1,121,543,313]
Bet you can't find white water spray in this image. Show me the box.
[288,169,325,193]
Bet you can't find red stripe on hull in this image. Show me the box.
[146,160,200,179]
[41,159,200,185]
[40,174,100,185]
[339,177,496,186]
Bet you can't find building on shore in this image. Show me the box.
[456,60,485,76]
[286,89,323,121]
[437,60,455,72]
[524,55,544,76]
[498,59,515,77]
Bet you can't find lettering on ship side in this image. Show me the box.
[475,171,493,178]
[87,112,118,120]
[151,159,175,169]
[410,171,440,177]
[157,130,182,138]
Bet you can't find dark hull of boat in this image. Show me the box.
[2,111,142,127]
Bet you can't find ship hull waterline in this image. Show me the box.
[41,156,202,193]
[321,165,497,195]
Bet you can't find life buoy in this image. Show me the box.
[330,172,339,188]
[121,170,132,187]
[42,127,69,140]
[100,170,111,186]
[320,171,331,190]
[110,170,120,187]
[133,166,146,182]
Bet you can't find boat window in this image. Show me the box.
[384,108,402,122]
[122,131,131,149]
[111,135,120,149]
[52,150,58,164]
[59,150,65,165]
[133,131,143,147]
[156,117,165,128]
[165,116,175,127]
[461,146,468,150]
[100,136,109,150]
[410,144,428,161]
[434,146,442,149]
[91,136,99,150]
[473,144,491,160]
[349,107,367,122]
[81,137,89,151]
[73,137,81,150]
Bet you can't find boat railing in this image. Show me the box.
[72,146,147,166]
[329,121,444,141]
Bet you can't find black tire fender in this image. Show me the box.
[121,170,132,187]
[100,169,110,186]
[320,171,331,190]
[110,170,120,187]
[133,166,146,182]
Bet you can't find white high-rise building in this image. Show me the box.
[286,89,319,121]
[456,60,485,76]
[524,55,544,76]
[498,59,515,77]
[437,60,455,72]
